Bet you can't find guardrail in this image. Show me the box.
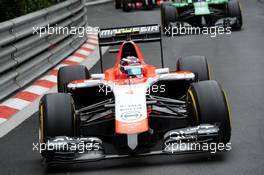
[0,0,88,101]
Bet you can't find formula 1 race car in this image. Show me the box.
[115,0,164,12]
[39,24,231,165]
[161,0,243,33]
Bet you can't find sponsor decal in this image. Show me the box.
[121,111,142,121]
[100,25,159,37]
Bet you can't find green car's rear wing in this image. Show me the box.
[97,24,164,72]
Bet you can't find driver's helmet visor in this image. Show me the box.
[124,66,143,76]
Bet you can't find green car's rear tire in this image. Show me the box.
[177,56,211,81]
[39,93,76,159]
[58,65,90,93]
[187,80,231,143]
[227,0,243,30]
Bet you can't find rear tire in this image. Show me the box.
[187,80,231,143]
[122,0,131,12]
[177,56,211,81]
[58,65,90,93]
[39,93,76,159]
[144,0,155,10]
[227,0,242,30]
[115,0,122,9]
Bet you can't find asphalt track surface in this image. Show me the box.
[1,0,264,174]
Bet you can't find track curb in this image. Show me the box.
[0,33,99,135]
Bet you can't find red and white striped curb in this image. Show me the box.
[0,33,99,125]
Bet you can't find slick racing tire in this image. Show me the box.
[39,93,76,159]
[162,5,178,35]
[187,80,231,143]
[122,0,131,12]
[58,65,90,93]
[227,0,243,30]
[144,0,155,10]
[115,0,122,9]
[177,56,211,81]
[160,2,171,32]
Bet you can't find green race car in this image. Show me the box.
[161,0,243,33]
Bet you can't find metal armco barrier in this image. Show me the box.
[0,0,88,101]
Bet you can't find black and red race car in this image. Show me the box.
[115,0,165,12]
[39,24,231,165]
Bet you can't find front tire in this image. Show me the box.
[227,0,243,30]
[57,65,90,93]
[187,80,231,143]
[39,93,76,159]
[177,56,211,81]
